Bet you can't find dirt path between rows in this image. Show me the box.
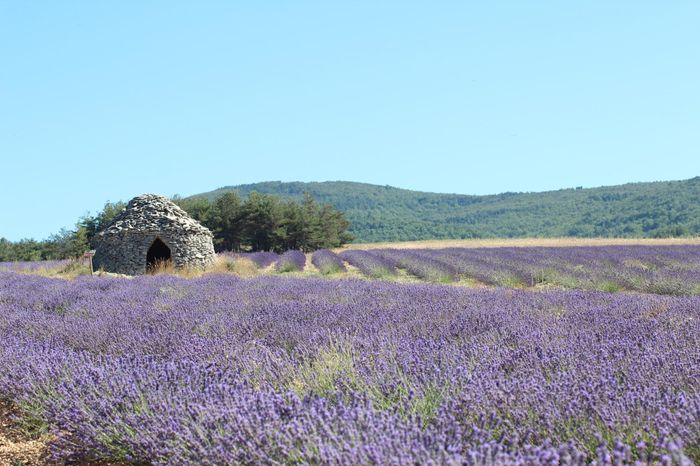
[0,402,51,465]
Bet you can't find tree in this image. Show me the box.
[46,227,89,259]
[11,239,43,261]
[0,238,12,261]
[173,196,212,226]
[211,192,243,251]
[278,200,303,251]
[240,192,283,252]
[78,201,126,247]
[318,203,354,248]
[299,193,323,251]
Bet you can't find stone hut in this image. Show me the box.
[93,194,216,275]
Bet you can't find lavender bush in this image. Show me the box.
[275,250,306,272]
[244,251,280,268]
[0,271,698,464]
[218,251,279,269]
[311,249,346,274]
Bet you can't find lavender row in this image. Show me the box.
[217,251,279,268]
[243,251,280,268]
[275,249,306,272]
[0,272,698,464]
[311,249,346,274]
[338,249,397,278]
[370,249,459,282]
[349,245,700,294]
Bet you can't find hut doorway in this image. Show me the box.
[147,238,172,271]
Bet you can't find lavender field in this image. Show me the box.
[225,245,700,296]
[336,245,700,294]
[0,269,699,465]
[0,259,73,274]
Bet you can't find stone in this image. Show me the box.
[92,194,216,275]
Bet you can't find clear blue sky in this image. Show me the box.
[1,1,699,241]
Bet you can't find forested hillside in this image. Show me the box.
[194,177,700,242]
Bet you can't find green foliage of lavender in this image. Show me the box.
[0,272,698,464]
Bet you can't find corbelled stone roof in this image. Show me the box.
[99,194,212,236]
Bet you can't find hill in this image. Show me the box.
[192,178,700,243]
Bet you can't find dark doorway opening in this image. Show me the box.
[146,237,172,272]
